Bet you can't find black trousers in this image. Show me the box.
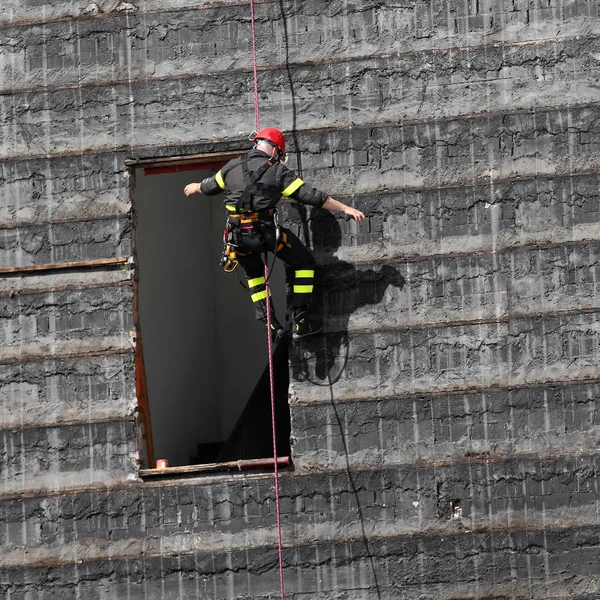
[233,221,316,323]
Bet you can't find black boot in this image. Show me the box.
[292,309,322,341]
[264,316,286,344]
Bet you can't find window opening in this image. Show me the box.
[130,155,291,473]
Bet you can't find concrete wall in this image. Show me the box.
[1,0,600,598]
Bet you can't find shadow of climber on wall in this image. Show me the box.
[290,209,405,383]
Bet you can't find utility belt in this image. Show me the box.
[225,206,275,226]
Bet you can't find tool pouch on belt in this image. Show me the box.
[235,158,281,213]
[220,224,238,272]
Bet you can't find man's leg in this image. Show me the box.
[275,228,322,340]
[237,252,284,337]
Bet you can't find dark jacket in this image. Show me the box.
[200,149,328,212]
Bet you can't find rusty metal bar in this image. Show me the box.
[144,159,229,176]
[0,257,129,275]
[139,456,291,477]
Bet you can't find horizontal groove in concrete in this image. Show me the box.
[0,336,134,365]
[0,269,132,296]
[0,0,256,27]
[0,352,136,431]
[292,376,600,407]
[1,445,598,501]
[0,415,136,434]
[0,420,139,496]
[2,503,599,571]
[3,98,600,167]
[3,30,597,96]
[0,209,132,231]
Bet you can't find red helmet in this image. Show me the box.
[254,127,286,154]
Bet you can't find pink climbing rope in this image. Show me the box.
[250,0,261,133]
[264,264,286,600]
[250,1,285,598]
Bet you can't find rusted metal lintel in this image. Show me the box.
[139,456,291,477]
[124,150,245,169]
[0,257,129,276]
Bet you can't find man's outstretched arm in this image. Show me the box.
[184,170,225,197]
[322,197,366,222]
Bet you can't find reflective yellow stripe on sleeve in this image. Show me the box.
[293,285,313,294]
[248,277,266,288]
[295,269,315,279]
[215,170,226,189]
[282,178,304,197]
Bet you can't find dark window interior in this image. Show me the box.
[133,162,290,468]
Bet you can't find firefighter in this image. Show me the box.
[184,127,365,341]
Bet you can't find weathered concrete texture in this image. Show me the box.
[285,170,600,254]
[0,420,138,495]
[2,0,600,597]
[0,282,133,348]
[3,518,600,599]
[0,153,131,228]
[2,0,599,67]
[2,454,600,598]
[4,36,600,157]
[0,353,136,431]
[0,217,132,269]
[281,108,600,194]
[5,59,600,166]
[291,382,600,469]
[290,312,600,402]
[312,243,600,332]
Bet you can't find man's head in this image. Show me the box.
[254,128,286,159]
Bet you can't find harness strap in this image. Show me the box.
[236,157,274,213]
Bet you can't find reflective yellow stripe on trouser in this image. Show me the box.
[248,276,271,303]
[251,290,271,303]
[248,276,265,289]
[293,269,314,295]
